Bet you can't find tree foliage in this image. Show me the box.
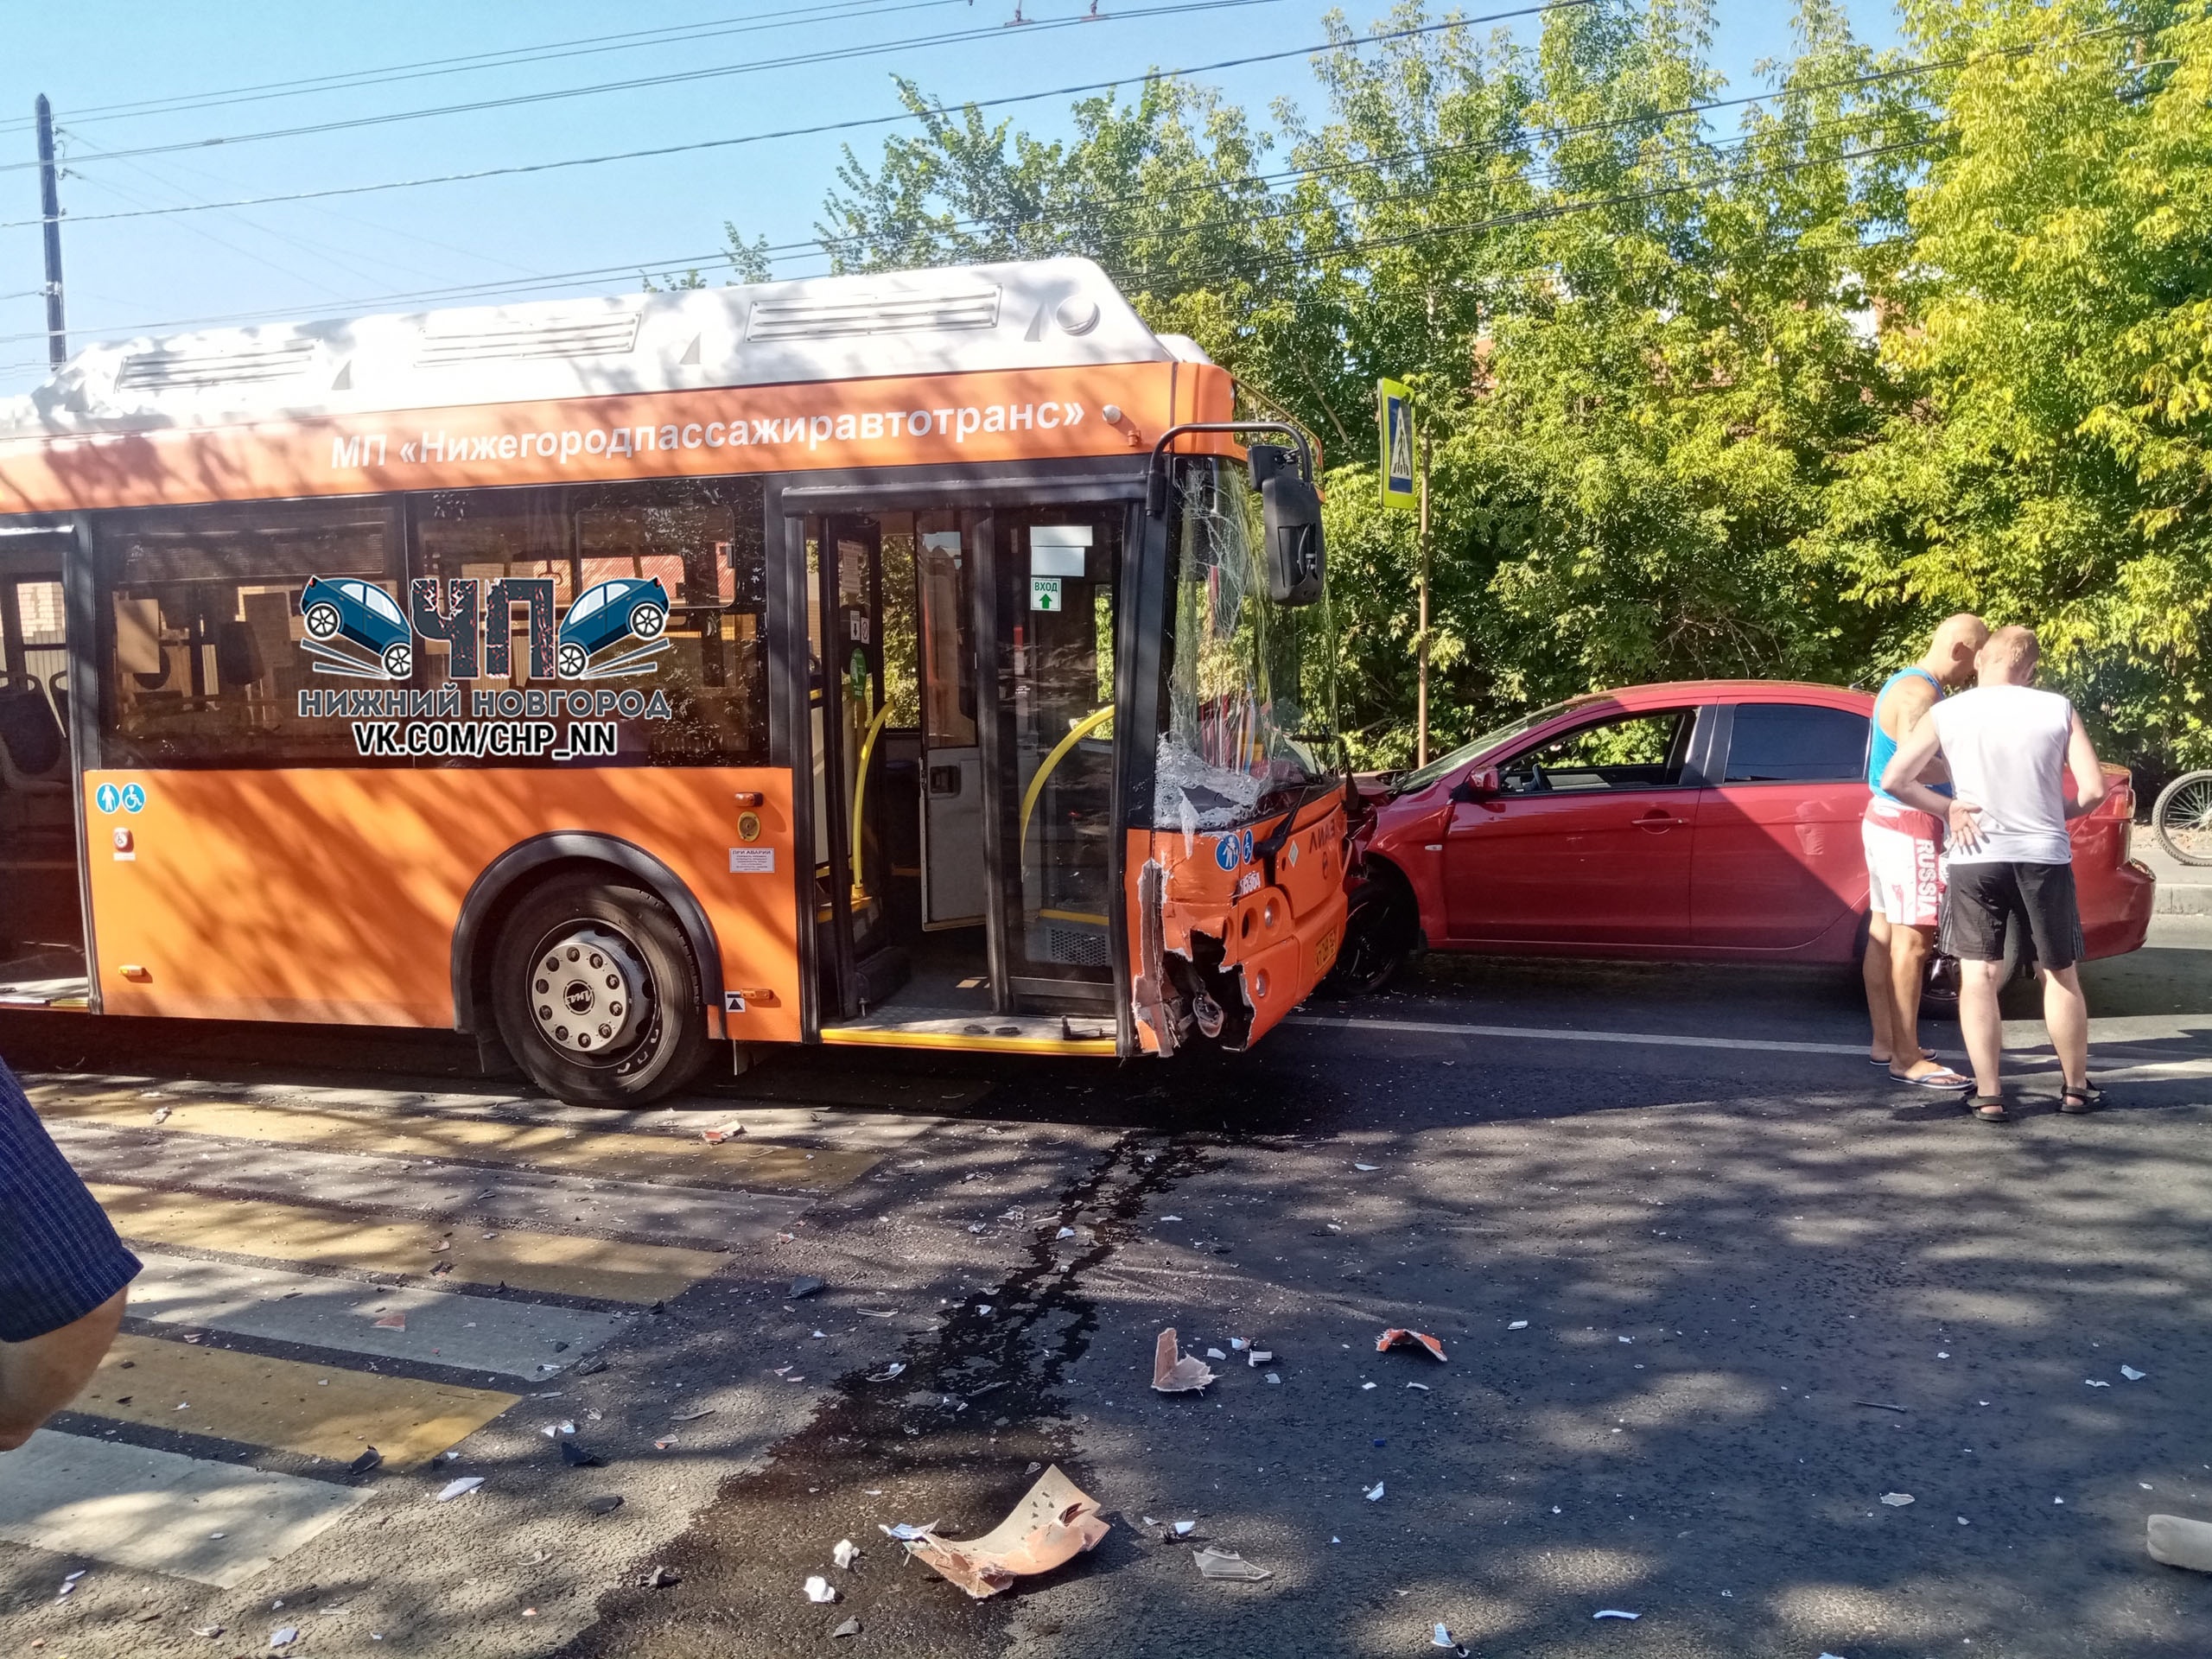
[729,0,2212,773]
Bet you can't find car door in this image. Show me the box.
[1691,700,1872,950]
[1443,705,1707,945]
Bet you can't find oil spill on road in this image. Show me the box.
[557,1130,1212,1658]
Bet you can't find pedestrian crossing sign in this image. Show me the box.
[1378,378,1416,512]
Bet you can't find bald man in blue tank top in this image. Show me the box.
[1862,613,1986,1090]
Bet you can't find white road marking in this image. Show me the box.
[1287,1015,1865,1057]
[127,1252,628,1380]
[1289,1014,2212,1071]
[0,1431,368,1588]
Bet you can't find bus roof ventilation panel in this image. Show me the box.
[112,341,318,391]
[746,286,1001,341]
[415,314,642,366]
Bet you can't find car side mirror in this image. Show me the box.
[1449,766,1500,804]
[1261,470,1325,607]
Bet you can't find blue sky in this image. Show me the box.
[0,1,1900,396]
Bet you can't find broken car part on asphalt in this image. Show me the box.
[904,1465,1110,1599]
[1152,1327,1217,1392]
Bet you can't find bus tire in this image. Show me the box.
[490,873,709,1107]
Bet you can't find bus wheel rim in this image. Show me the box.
[529,925,649,1059]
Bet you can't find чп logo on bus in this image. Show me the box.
[297,574,670,682]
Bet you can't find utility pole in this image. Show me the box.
[35,95,66,368]
[1414,420,1431,767]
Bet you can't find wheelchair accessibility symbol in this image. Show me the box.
[95,783,120,814]
[120,783,146,814]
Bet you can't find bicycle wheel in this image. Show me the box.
[2153,769,2212,866]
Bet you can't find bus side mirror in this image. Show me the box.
[1262,471,1325,607]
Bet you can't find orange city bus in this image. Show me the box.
[0,258,1347,1103]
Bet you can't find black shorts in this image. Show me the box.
[1942,861,2084,972]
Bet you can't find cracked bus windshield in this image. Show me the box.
[1157,456,1338,834]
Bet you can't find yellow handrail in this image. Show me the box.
[849,698,896,906]
[1019,704,1115,863]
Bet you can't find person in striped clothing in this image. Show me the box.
[0,1058,140,1451]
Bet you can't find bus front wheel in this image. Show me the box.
[490,874,709,1106]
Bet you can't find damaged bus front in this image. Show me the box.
[1128,428,1347,1055]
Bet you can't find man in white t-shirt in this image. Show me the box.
[1880,626,2107,1122]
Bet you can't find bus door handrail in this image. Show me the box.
[1020,703,1116,864]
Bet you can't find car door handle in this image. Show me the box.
[1632,810,1686,831]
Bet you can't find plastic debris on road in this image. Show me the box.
[2147,1514,2212,1573]
[1407,1382,1431,1391]
[904,1465,1110,1599]
[434,1477,483,1501]
[789,1275,825,1299]
[1172,1520,1196,1537]
[1377,1329,1447,1362]
[1879,1492,1915,1507]
[1352,1163,1380,1172]
[586,1495,624,1516]
[2087,1379,2111,1388]
[700,1121,746,1143]
[347,1448,382,1476]
[879,1521,938,1541]
[1432,1624,1470,1655]
[804,1575,837,1603]
[1192,1546,1271,1581]
[1364,1482,1385,1502]
[1205,1347,1227,1360]
[1153,1328,1217,1393]
[1265,1372,1281,1384]
[1508,1320,1529,1331]
[1248,1349,1274,1366]
[270,1627,300,1649]
[867,1363,907,1382]
[1593,1610,1641,1620]
[641,1566,681,1588]
[561,1440,606,1468]
[2122,1365,2148,1381]
[832,1616,861,1638]
[833,1539,860,1569]
[372,1313,406,1332]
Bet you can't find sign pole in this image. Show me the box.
[1416,421,1431,767]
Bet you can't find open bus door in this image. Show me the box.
[805,503,1123,1051]
[0,524,88,1004]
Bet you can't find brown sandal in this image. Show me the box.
[2059,1085,2101,1115]
[1967,1096,2011,1122]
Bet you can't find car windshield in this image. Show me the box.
[359,584,404,625]
[569,587,606,622]
[1389,699,1587,796]
[1155,455,1338,831]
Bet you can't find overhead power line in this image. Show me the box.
[0,124,1930,354]
[2,0,976,131]
[13,0,1297,173]
[0,1,1593,227]
[0,41,1933,350]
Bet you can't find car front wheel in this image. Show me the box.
[490,874,709,1106]
[1320,877,1414,996]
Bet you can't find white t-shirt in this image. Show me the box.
[1926,683,2075,866]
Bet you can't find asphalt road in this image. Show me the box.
[4,918,2209,1659]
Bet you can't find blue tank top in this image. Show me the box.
[1867,666,1951,806]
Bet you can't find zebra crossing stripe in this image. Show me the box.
[35,1090,878,1190]
[81,1333,516,1469]
[0,1431,370,1590]
[90,1184,721,1303]
[126,1252,627,1382]
[54,1122,810,1246]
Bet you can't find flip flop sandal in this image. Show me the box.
[1892,1065,1973,1090]
[1967,1096,2011,1122]
[2059,1085,2101,1115]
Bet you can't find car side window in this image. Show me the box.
[1499,709,1695,794]
[1724,702,1868,784]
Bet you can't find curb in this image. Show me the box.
[2154,885,2211,917]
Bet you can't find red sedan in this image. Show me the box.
[1331,680,2156,994]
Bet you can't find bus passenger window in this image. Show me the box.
[96,501,399,767]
